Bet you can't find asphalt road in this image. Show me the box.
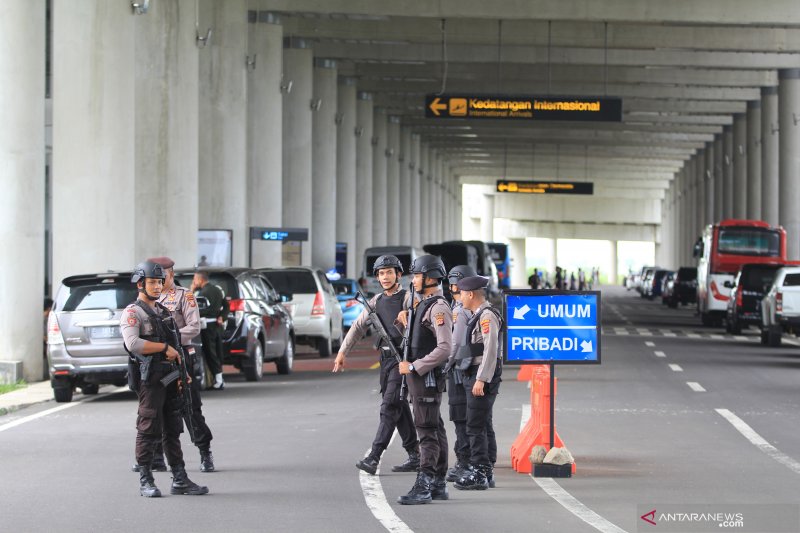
[3,285,800,533]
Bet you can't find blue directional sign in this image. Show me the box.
[503,290,601,364]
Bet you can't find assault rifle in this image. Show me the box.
[160,316,197,443]
[354,291,403,363]
[400,284,416,399]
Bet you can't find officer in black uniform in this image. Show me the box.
[121,261,208,498]
[397,255,453,505]
[453,275,502,491]
[444,265,477,484]
[333,255,420,475]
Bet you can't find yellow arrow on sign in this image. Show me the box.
[429,97,447,116]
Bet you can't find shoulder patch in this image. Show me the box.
[186,292,197,307]
[452,311,458,323]
[127,314,138,327]
[435,312,446,326]
[480,316,491,335]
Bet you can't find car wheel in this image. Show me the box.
[760,329,769,345]
[53,383,73,403]
[81,383,99,395]
[276,335,294,375]
[729,319,742,335]
[700,313,714,327]
[243,341,264,382]
[768,327,782,347]
[318,334,332,358]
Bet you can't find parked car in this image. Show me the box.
[644,269,670,300]
[174,268,295,381]
[665,267,697,308]
[761,266,800,346]
[660,271,676,305]
[332,278,365,329]
[638,267,659,297]
[259,267,344,358]
[724,263,785,335]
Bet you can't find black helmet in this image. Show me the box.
[410,255,446,279]
[372,254,403,276]
[131,261,166,283]
[447,265,478,285]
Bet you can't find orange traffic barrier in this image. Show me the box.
[516,365,534,381]
[510,365,577,475]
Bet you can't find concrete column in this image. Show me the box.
[687,158,697,246]
[311,58,338,271]
[419,144,430,245]
[509,238,527,289]
[723,126,734,219]
[1,0,45,381]
[780,69,800,260]
[611,240,619,284]
[281,41,313,265]
[399,126,412,244]
[672,177,680,266]
[680,168,689,265]
[481,194,495,243]
[199,0,248,266]
[762,86,780,226]
[372,108,388,246]
[695,153,705,238]
[410,134,421,247]
[733,113,748,219]
[551,238,559,278]
[704,143,715,229]
[336,77,357,278]
[747,100,762,220]
[53,1,134,285]
[385,116,400,244]
[355,92,374,276]
[714,135,724,223]
[435,155,445,241]
[444,173,453,240]
[134,0,198,267]
[246,14,283,267]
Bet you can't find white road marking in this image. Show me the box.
[0,386,127,434]
[686,333,701,339]
[644,341,655,347]
[668,364,683,372]
[359,435,414,533]
[522,405,629,533]
[710,334,725,340]
[662,332,677,337]
[733,336,747,341]
[716,408,800,475]
[687,382,706,392]
[617,331,629,336]
[533,478,629,533]
[654,351,666,358]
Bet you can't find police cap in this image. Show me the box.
[456,275,489,292]
[131,261,166,283]
[147,256,175,269]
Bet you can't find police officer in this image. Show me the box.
[397,255,453,505]
[443,265,477,484]
[152,257,216,473]
[333,255,420,475]
[121,260,208,498]
[453,275,501,491]
[192,270,226,390]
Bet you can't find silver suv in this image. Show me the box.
[47,272,138,402]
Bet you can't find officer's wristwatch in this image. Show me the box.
[408,363,415,373]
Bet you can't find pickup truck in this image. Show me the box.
[760,266,800,346]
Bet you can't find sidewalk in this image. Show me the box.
[0,380,56,416]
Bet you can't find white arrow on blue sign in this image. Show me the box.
[505,292,600,364]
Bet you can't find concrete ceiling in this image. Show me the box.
[255,0,794,203]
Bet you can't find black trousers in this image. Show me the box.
[200,323,223,376]
[463,369,500,466]
[371,358,418,457]
[135,370,184,468]
[447,370,470,462]
[407,371,448,477]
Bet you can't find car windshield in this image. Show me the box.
[742,266,782,291]
[677,267,697,280]
[57,278,138,312]
[718,229,781,256]
[262,270,318,294]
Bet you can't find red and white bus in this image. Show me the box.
[695,219,787,326]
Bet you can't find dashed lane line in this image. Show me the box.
[644,341,655,347]
[0,386,128,434]
[522,404,629,533]
[359,435,413,533]
[716,408,800,475]
[687,382,706,392]
[654,351,666,358]
[668,364,683,372]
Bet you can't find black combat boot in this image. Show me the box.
[445,458,468,482]
[138,465,162,498]
[487,464,496,488]
[170,465,209,495]
[431,475,449,501]
[151,453,168,472]
[356,455,380,475]
[454,463,489,491]
[200,450,215,472]
[391,451,420,472]
[397,471,433,505]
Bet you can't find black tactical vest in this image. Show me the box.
[376,289,406,349]
[409,296,444,362]
[465,306,503,358]
[135,300,169,344]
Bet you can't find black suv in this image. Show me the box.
[725,263,785,335]
[666,267,697,308]
[174,268,295,381]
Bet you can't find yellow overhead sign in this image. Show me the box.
[426,94,622,122]
[497,180,594,195]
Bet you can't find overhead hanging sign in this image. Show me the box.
[497,180,594,195]
[425,94,622,122]
[503,291,601,365]
[249,227,309,242]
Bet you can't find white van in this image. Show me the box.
[362,246,425,296]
